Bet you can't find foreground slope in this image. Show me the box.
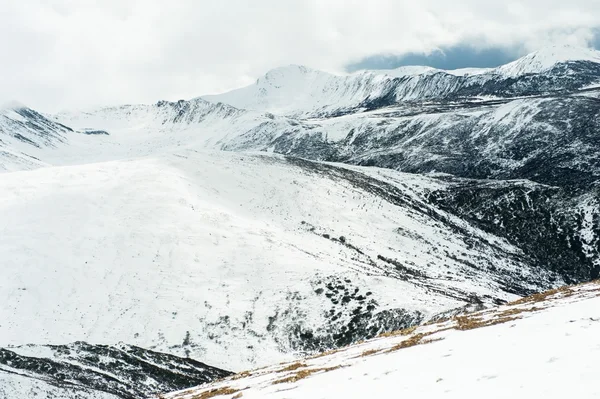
[162,280,600,399]
[0,150,557,372]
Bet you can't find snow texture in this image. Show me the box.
[0,151,545,372]
[162,281,600,399]
[1,44,599,399]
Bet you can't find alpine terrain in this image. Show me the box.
[0,44,599,398]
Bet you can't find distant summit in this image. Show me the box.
[497,44,600,76]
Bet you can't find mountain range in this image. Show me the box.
[0,44,599,398]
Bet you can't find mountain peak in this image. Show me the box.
[498,44,600,77]
[260,64,323,83]
[370,65,439,78]
[1,100,28,112]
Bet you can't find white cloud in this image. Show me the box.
[1,0,600,112]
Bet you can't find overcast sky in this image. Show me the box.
[2,0,600,112]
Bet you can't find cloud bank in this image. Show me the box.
[1,0,599,111]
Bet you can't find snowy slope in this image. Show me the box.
[0,373,117,399]
[203,65,395,117]
[0,151,557,372]
[22,47,595,184]
[497,44,600,77]
[0,342,231,399]
[444,67,493,76]
[49,98,322,167]
[0,103,73,171]
[202,46,600,117]
[201,65,464,116]
[162,280,600,399]
[369,66,492,77]
[0,44,599,399]
[370,65,439,77]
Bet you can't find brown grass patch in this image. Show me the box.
[230,370,252,380]
[385,332,443,353]
[508,280,600,306]
[509,285,574,306]
[424,316,451,326]
[271,366,341,385]
[306,347,343,360]
[277,362,308,373]
[498,307,543,317]
[454,314,520,331]
[358,349,380,358]
[378,325,417,338]
[232,393,243,399]
[191,387,239,399]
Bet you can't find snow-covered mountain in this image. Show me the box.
[161,280,600,399]
[374,65,493,77]
[203,45,600,117]
[49,98,319,165]
[267,94,600,186]
[202,65,396,118]
[497,44,600,77]
[2,151,557,374]
[1,45,599,398]
[0,103,73,171]
[28,46,598,192]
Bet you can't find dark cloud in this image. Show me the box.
[346,45,521,72]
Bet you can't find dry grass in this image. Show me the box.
[509,285,574,306]
[271,366,341,385]
[454,314,520,330]
[424,316,451,326]
[358,349,380,358]
[367,283,600,358]
[306,347,344,360]
[499,307,543,317]
[191,387,239,399]
[276,362,308,373]
[230,370,252,380]
[378,325,417,338]
[508,279,600,306]
[173,282,600,398]
[386,332,444,353]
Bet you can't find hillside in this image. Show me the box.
[1,151,552,373]
[1,45,599,398]
[203,45,600,117]
[0,343,231,399]
[161,280,600,399]
[0,103,72,171]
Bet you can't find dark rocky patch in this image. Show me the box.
[428,181,600,284]
[0,342,232,399]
